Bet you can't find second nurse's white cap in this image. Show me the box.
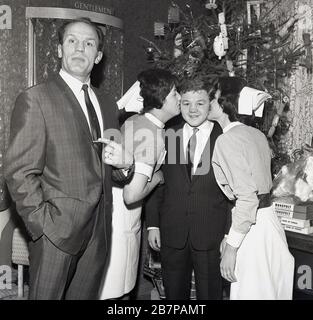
[238,86,271,117]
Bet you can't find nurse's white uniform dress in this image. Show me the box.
[100,81,143,299]
[100,82,166,299]
[212,122,294,300]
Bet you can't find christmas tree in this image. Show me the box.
[141,0,305,173]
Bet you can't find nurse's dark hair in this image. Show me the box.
[137,68,178,113]
[213,77,247,122]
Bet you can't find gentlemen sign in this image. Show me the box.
[74,1,113,15]
[0,4,11,29]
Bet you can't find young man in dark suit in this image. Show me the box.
[4,18,133,300]
[145,77,231,300]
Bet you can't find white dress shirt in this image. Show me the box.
[148,120,214,231]
[183,120,214,174]
[59,69,104,137]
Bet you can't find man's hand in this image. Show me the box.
[98,138,133,169]
[220,243,238,283]
[148,229,161,251]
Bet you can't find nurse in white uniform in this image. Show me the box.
[208,77,294,300]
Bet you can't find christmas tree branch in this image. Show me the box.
[139,36,162,55]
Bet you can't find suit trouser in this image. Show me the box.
[161,238,222,300]
[28,204,107,300]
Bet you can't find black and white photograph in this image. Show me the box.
[0,0,313,312]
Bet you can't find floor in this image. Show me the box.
[2,266,307,300]
[0,262,155,300]
[0,260,228,300]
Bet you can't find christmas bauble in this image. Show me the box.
[213,34,226,59]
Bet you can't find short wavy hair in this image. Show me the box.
[58,17,105,52]
[178,75,213,95]
[137,68,178,113]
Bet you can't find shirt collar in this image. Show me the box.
[144,113,165,129]
[223,121,242,133]
[184,120,213,136]
[59,69,91,95]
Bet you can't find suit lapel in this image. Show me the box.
[54,75,104,158]
[54,75,92,141]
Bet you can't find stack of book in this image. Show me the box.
[273,201,313,235]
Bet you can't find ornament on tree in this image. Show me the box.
[205,0,217,10]
[173,33,183,58]
[218,12,228,50]
[140,36,162,63]
[247,1,261,25]
[213,11,228,60]
[145,47,155,62]
[168,4,180,24]
[226,59,235,76]
[154,22,165,38]
[213,33,227,59]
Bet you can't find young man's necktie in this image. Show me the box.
[186,127,198,180]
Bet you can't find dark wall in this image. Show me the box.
[0,0,27,148]
[0,0,122,144]
[117,0,203,91]
[0,0,205,141]
[0,0,205,104]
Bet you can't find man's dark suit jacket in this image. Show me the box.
[5,74,122,255]
[145,121,231,250]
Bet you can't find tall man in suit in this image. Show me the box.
[4,18,133,300]
[146,77,230,300]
